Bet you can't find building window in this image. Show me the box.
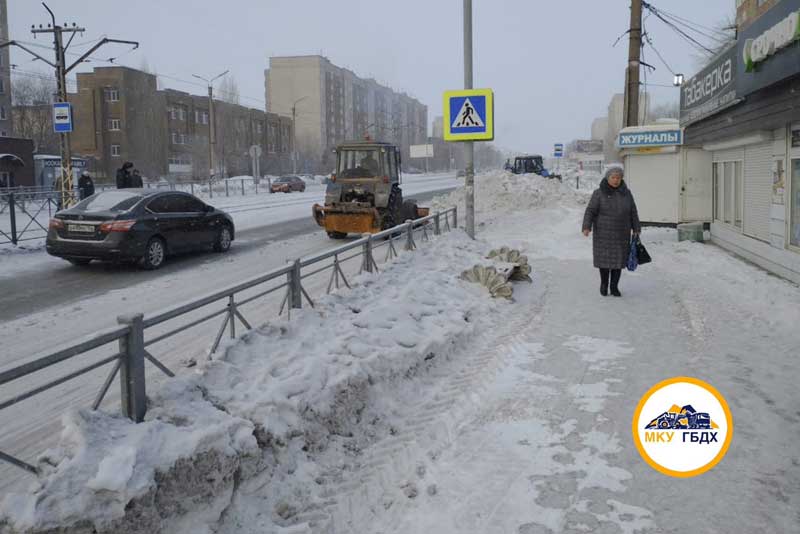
[791,159,800,247]
[202,112,208,124]
[108,118,121,131]
[194,110,200,123]
[111,144,121,157]
[171,132,178,144]
[178,107,186,121]
[0,78,5,94]
[0,106,6,120]
[713,161,743,229]
[104,88,119,102]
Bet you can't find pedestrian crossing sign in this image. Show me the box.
[443,88,494,142]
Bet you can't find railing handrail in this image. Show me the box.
[0,324,130,387]
[143,262,295,328]
[0,205,458,475]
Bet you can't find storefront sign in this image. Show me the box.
[737,0,800,97]
[743,9,800,72]
[618,130,682,148]
[680,45,739,126]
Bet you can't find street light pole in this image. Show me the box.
[463,0,475,239]
[291,96,309,174]
[193,70,228,189]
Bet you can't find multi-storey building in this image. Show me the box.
[265,55,428,172]
[71,66,292,182]
[0,0,13,137]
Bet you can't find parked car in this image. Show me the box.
[271,175,306,193]
[46,189,234,270]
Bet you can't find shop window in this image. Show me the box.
[791,159,800,247]
[714,161,743,229]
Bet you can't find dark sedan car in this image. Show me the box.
[46,189,234,269]
[271,176,306,193]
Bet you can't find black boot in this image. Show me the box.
[599,268,609,296]
[610,269,622,297]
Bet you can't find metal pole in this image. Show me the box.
[290,259,302,309]
[463,0,475,239]
[53,27,75,209]
[292,105,298,174]
[624,0,643,127]
[117,313,147,423]
[208,85,216,187]
[9,193,17,245]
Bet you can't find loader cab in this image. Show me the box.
[333,142,401,185]
[512,155,545,175]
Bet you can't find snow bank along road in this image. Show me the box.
[0,173,457,494]
[2,172,799,534]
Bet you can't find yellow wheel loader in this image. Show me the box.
[312,141,429,238]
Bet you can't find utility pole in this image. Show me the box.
[623,0,643,127]
[192,70,228,190]
[463,0,475,239]
[0,3,137,208]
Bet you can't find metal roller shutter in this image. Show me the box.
[743,142,772,241]
[713,148,743,162]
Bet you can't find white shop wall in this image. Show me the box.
[625,153,679,224]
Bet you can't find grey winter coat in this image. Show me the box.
[582,178,641,269]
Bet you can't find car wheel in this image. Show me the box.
[67,258,91,267]
[141,237,166,270]
[327,231,347,239]
[214,225,233,252]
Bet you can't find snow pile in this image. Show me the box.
[0,230,504,533]
[0,379,258,533]
[431,170,591,217]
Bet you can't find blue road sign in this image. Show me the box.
[53,102,73,133]
[443,89,494,141]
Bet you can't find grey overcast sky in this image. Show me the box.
[7,0,734,155]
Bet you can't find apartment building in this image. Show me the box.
[0,0,13,137]
[265,55,427,172]
[71,66,293,182]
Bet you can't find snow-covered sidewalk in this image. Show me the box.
[2,172,798,533]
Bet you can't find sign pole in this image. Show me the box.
[463,0,475,239]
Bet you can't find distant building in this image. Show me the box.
[0,0,13,137]
[265,55,427,172]
[432,116,444,139]
[591,117,607,141]
[605,93,649,163]
[0,138,33,187]
[71,66,292,182]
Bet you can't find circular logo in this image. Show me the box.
[632,377,733,478]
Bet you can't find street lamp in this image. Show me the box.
[673,73,685,87]
[192,70,229,186]
[291,96,309,174]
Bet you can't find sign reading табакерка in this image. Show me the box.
[618,130,683,148]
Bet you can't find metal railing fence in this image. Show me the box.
[0,206,457,475]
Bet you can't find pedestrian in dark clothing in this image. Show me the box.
[130,169,144,188]
[116,162,134,188]
[78,170,95,200]
[582,166,641,297]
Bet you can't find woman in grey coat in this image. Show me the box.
[582,166,641,297]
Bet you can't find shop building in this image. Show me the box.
[682,0,800,284]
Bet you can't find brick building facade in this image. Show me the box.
[71,66,292,182]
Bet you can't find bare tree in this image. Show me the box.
[11,76,60,153]
[692,16,737,69]
[217,75,240,105]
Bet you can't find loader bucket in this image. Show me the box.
[313,203,380,234]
